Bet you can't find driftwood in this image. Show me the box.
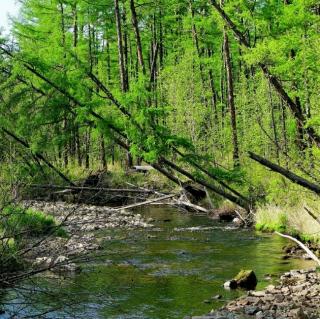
[30,184,156,194]
[126,182,209,213]
[275,231,320,266]
[249,152,320,195]
[174,198,209,213]
[235,209,248,225]
[113,194,178,211]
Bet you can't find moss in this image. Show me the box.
[234,270,253,281]
[233,269,257,290]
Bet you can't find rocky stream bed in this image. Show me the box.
[12,201,320,319]
[21,200,152,272]
[190,268,320,319]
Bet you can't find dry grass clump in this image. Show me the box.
[255,201,320,242]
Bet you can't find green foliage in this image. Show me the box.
[208,166,246,184]
[0,0,319,228]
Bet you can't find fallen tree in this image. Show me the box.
[2,128,75,186]
[275,231,320,266]
[0,45,250,210]
[248,152,320,195]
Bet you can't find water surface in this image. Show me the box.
[3,206,313,318]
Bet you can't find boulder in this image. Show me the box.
[223,279,238,289]
[218,210,237,222]
[234,270,258,290]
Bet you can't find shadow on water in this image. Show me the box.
[2,206,314,318]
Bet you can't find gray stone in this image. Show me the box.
[244,306,260,315]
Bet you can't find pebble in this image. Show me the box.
[22,200,152,274]
[191,268,320,319]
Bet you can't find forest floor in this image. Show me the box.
[189,268,320,319]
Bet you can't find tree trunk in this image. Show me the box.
[210,0,320,147]
[114,0,132,167]
[248,152,320,195]
[100,134,107,170]
[223,28,240,166]
[129,0,145,74]
[114,0,128,92]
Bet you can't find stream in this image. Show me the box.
[2,206,313,318]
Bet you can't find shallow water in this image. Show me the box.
[2,206,313,318]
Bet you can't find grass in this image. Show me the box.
[255,203,320,243]
[1,205,67,238]
[0,205,67,274]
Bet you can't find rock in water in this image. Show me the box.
[234,270,257,290]
[223,280,238,289]
[232,217,243,227]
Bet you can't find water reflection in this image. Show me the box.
[2,206,313,318]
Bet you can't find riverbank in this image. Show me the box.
[20,200,152,272]
[189,267,320,319]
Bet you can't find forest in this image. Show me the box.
[0,0,320,318]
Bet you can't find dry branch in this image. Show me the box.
[113,194,178,211]
[275,231,320,266]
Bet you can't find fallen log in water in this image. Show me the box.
[125,183,210,214]
[173,198,209,214]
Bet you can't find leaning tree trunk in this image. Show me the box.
[248,152,320,195]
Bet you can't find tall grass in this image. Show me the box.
[255,203,320,242]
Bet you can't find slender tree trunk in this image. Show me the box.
[100,135,107,170]
[189,0,205,87]
[114,0,128,92]
[59,1,69,168]
[223,28,240,166]
[73,4,80,166]
[159,9,164,68]
[268,83,280,162]
[114,0,132,168]
[122,7,130,91]
[85,128,91,169]
[129,0,145,74]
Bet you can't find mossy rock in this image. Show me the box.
[234,269,257,290]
